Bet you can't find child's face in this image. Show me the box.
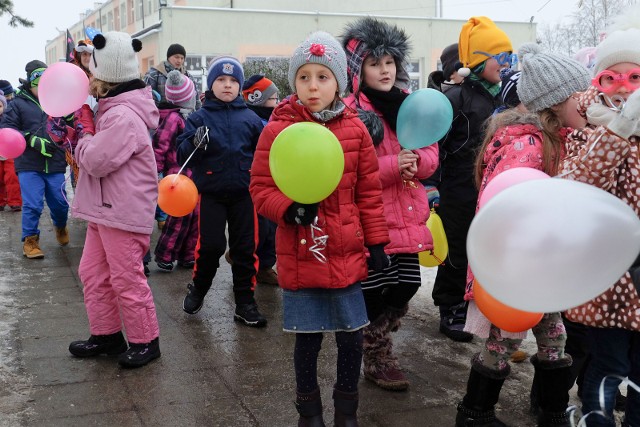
[211,75,240,102]
[594,62,640,104]
[363,54,396,92]
[555,93,587,129]
[479,58,503,84]
[295,63,338,113]
[0,103,4,116]
[80,52,92,68]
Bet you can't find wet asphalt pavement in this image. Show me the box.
[0,203,582,427]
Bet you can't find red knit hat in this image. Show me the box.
[242,75,278,106]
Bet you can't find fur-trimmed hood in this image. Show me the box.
[341,17,411,94]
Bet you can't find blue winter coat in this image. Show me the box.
[1,88,67,173]
[176,94,263,196]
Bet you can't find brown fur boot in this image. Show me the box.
[363,312,409,391]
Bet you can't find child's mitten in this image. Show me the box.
[284,202,318,225]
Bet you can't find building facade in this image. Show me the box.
[45,1,537,93]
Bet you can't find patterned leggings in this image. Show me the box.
[477,312,568,372]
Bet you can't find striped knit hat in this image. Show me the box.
[165,70,196,110]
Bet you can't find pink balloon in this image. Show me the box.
[0,128,26,159]
[38,62,90,117]
[478,167,550,210]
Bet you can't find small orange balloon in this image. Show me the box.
[158,174,198,217]
[474,280,543,333]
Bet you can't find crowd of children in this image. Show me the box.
[0,7,638,426]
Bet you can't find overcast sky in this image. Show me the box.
[1,0,577,89]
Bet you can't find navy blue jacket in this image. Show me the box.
[1,88,67,173]
[177,94,263,196]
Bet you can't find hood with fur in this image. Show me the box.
[341,17,411,95]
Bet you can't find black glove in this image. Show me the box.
[284,202,318,225]
[29,135,57,158]
[367,244,390,272]
[193,126,209,150]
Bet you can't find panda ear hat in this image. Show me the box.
[89,31,142,83]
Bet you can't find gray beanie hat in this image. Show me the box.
[288,31,348,95]
[517,43,591,112]
[90,31,142,83]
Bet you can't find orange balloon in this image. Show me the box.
[157,174,198,217]
[474,280,543,333]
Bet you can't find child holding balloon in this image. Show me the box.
[559,16,640,426]
[176,56,267,327]
[430,17,513,344]
[341,17,439,391]
[455,44,592,426]
[2,60,70,259]
[250,31,390,426]
[152,70,199,272]
[68,31,161,368]
[0,89,22,212]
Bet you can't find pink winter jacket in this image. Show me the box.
[72,86,160,235]
[344,93,438,254]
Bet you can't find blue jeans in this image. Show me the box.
[18,171,68,240]
[581,327,640,427]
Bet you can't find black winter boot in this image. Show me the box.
[333,388,358,427]
[295,389,325,427]
[440,301,474,342]
[118,337,161,368]
[530,354,573,427]
[455,354,510,427]
[69,331,128,357]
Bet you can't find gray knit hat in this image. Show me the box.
[517,43,590,112]
[288,31,348,95]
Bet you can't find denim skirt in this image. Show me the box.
[282,282,369,333]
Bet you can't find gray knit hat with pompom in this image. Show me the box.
[516,43,591,112]
[288,31,348,95]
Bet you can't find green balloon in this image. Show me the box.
[269,122,345,204]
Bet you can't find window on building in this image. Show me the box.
[128,0,134,24]
[114,7,119,30]
[407,60,421,90]
[120,3,127,28]
[136,0,143,20]
[147,0,153,14]
[107,11,114,31]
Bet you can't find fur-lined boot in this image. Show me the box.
[363,311,409,391]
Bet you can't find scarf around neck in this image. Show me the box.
[361,86,408,131]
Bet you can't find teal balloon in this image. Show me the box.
[397,88,453,149]
[269,122,345,204]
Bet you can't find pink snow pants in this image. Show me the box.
[78,222,160,344]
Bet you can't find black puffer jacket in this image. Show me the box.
[1,88,67,173]
[433,79,498,201]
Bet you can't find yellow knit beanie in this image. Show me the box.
[458,17,513,76]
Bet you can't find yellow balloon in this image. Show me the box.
[418,209,448,267]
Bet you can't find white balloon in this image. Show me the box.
[467,178,640,312]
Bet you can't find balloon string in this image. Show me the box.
[555,129,605,179]
[568,376,639,426]
[174,129,208,184]
[430,251,445,266]
[309,217,329,263]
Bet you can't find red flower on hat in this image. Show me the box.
[309,43,326,57]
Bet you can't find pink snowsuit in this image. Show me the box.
[72,86,160,344]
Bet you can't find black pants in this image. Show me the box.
[431,196,476,307]
[193,193,258,305]
[256,215,276,270]
[294,331,363,394]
